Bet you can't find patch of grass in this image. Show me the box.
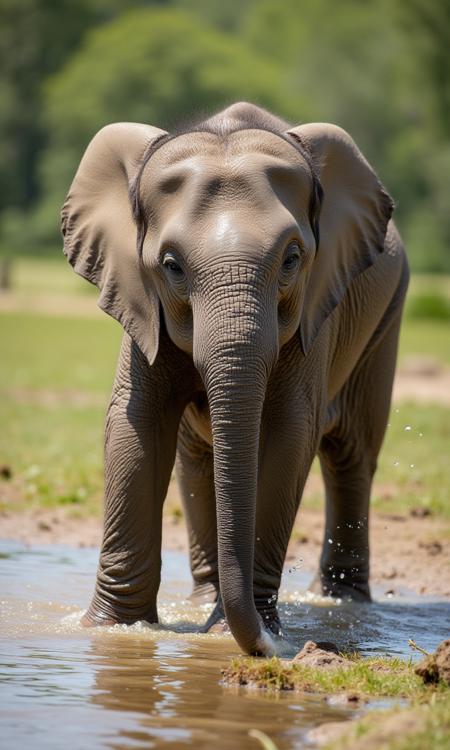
[407,274,450,301]
[1,262,450,519]
[0,309,119,514]
[301,403,450,518]
[227,647,450,750]
[399,319,450,365]
[223,654,434,698]
[324,694,450,750]
[400,273,450,362]
[406,293,450,321]
[0,312,120,393]
[10,256,96,296]
[373,402,450,517]
[0,398,105,514]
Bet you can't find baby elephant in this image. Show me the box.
[62,102,409,655]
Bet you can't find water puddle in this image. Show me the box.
[1,540,449,749]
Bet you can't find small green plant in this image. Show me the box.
[223,654,432,698]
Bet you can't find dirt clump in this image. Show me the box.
[308,720,352,746]
[292,641,348,670]
[415,639,450,685]
[310,709,425,749]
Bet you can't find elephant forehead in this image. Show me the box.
[140,130,313,221]
[149,128,309,167]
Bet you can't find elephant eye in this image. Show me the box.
[162,252,185,279]
[282,242,302,271]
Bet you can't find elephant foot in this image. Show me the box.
[200,595,283,636]
[80,609,118,627]
[308,572,371,602]
[188,581,219,606]
[200,596,227,633]
[80,601,158,627]
[208,618,231,635]
[254,594,283,636]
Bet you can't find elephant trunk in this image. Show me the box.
[194,281,279,655]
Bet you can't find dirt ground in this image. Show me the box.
[2,474,449,600]
[393,357,450,405]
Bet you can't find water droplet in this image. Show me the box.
[410,463,415,468]
[339,573,345,579]
[404,425,412,432]
[328,538,333,544]
[394,460,399,467]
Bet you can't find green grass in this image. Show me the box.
[388,698,450,750]
[399,273,450,363]
[0,312,120,392]
[374,403,450,516]
[406,274,450,301]
[223,654,439,698]
[227,654,450,750]
[399,320,450,365]
[324,695,450,750]
[1,260,449,517]
[0,398,105,513]
[302,402,450,518]
[0,311,120,514]
[9,256,96,296]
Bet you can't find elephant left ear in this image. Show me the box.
[61,122,167,365]
[287,123,394,354]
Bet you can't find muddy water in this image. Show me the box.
[1,541,449,749]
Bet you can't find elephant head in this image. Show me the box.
[62,103,393,655]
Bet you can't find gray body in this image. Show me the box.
[62,103,409,655]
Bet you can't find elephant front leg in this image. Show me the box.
[176,411,219,605]
[252,397,316,636]
[314,446,372,601]
[83,338,184,626]
[253,478,305,636]
[315,313,403,601]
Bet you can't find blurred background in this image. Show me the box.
[0,0,449,527]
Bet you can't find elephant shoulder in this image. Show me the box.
[380,219,410,300]
[384,219,406,261]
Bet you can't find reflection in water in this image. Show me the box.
[1,540,449,749]
[87,635,351,749]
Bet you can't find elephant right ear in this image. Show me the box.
[61,122,167,365]
[287,123,393,354]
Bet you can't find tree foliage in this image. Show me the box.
[0,0,449,270]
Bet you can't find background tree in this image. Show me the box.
[34,7,287,246]
[0,0,448,270]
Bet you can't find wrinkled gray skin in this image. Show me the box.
[62,102,409,656]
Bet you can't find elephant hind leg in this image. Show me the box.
[315,309,404,601]
[176,410,219,604]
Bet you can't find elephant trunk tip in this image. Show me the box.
[254,626,279,657]
[227,606,280,656]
